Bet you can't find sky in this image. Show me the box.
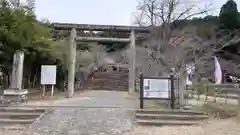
[34,0,240,26]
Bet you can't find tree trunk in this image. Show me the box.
[27,68,32,88]
[33,73,37,88]
[32,68,39,88]
[178,73,186,107]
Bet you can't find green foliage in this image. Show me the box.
[219,0,240,30]
[0,1,66,89]
[101,42,127,52]
[216,0,240,62]
[97,31,128,52]
[76,42,90,50]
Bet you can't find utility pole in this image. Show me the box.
[67,28,77,98]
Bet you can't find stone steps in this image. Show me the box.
[86,84,128,87]
[93,75,128,79]
[0,118,36,124]
[0,124,26,130]
[85,83,128,87]
[83,69,129,91]
[136,113,209,121]
[0,107,45,113]
[85,79,128,84]
[93,76,128,79]
[86,87,128,91]
[135,119,202,126]
[138,109,206,115]
[135,109,209,126]
[0,112,42,119]
[0,107,45,128]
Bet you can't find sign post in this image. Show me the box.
[41,65,57,97]
[140,73,144,109]
[170,74,175,109]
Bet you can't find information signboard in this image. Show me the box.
[41,65,57,85]
[143,79,170,99]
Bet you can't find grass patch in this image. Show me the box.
[195,102,238,119]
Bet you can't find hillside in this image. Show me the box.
[50,14,240,80]
[107,16,240,80]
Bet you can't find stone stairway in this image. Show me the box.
[83,68,129,91]
[135,109,209,126]
[0,107,45,129]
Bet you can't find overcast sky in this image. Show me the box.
[35,0,240,25]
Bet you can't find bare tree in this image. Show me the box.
[135,0,212,75]
[134,0,240,106]
[135,0,211,26]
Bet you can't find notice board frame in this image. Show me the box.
[139,74,177,109]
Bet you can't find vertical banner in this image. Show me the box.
[214,56,222,84]
[186,64,195,85]
[143,79,150,97]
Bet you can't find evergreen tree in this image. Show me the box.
[219,0,240,30]
[0,1,66,88]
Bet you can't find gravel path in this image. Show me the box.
[27,91,138,135]
[2,119,240,135]
[2,91,240,135]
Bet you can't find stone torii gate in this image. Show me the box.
[52,23,150,97]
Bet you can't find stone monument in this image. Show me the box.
[2,51,28,103]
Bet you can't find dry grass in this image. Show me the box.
[0,129,40,135]
[194,102,238,118]
[124,118,240,135]
[124,100,240,135]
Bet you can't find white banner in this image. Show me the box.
[214,56,222,84]
[186,64,195,85]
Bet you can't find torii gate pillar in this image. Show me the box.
[129,30,136,93]
[67,28,77,98]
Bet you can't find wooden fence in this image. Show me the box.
[186,84,240,104]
